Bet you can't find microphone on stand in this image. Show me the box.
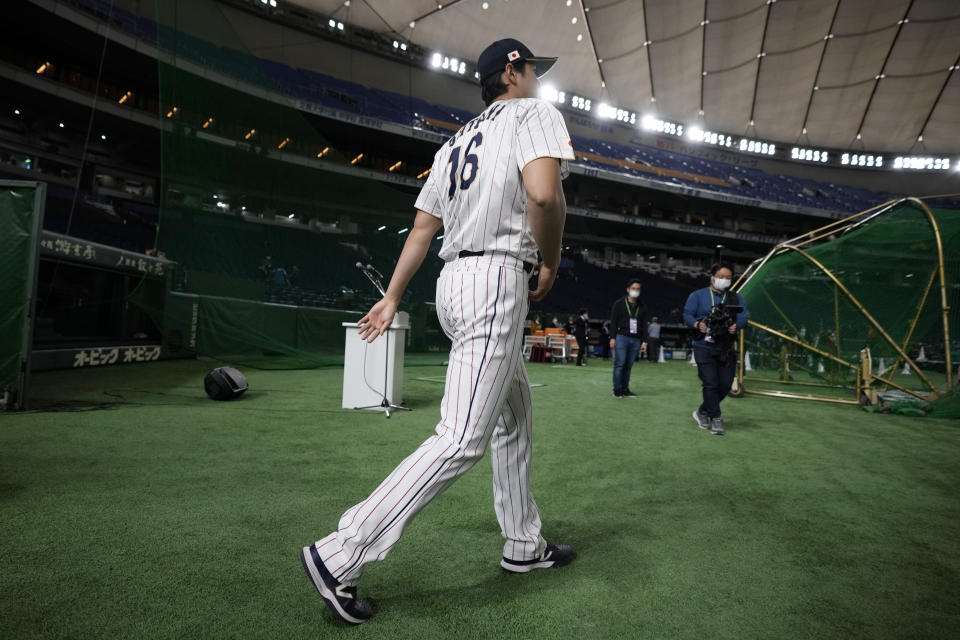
[366,263,385,280]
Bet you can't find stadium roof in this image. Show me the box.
[287,0,960,154]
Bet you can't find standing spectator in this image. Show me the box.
[529,312,542,333]
[574,308,589,366]
[599,321,612,360]
[609,278,647,397]
[271,265,288,287]
[564,314,575,335]
[647,317,661,362]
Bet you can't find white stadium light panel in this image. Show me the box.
[893,156,951,170]
[841,153,883,168]
[791,147,829,163]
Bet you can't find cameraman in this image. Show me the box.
[682,263,747,436]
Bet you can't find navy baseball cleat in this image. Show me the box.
[501,543,576,573]
[300,545,373,625]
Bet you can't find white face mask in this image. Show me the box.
[628,290,640,299]
[712,277,731,291]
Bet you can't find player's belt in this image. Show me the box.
[458,250,534,273]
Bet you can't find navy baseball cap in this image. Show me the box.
[477,38,557,83]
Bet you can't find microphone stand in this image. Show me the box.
[354,263,410,419]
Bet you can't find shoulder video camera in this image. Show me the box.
[703,302,744,342]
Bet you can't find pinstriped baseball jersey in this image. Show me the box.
[308,96,574,596]
[415,98,575,263]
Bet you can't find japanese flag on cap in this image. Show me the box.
[477,38,558,82]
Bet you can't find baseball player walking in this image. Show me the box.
[299,38,576,624]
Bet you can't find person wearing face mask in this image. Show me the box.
[609,278,647,397]
[683,263,748,435]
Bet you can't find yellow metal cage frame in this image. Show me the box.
[732,196,955,406]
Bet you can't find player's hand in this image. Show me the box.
[697,321,708,333]
[358,297,398,342]
[529,262,557,302]
[728,323,737,335]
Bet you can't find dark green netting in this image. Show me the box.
[134,0,449,368]
[738,201,960,400]
[0,182,44,407]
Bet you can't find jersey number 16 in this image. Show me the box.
[447,132,483,200]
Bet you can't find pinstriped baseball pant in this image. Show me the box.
[314,254,546,585]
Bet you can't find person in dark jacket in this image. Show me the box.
[682,263,748,436]
[599,321,612,360]
[609,278,647,397]
[574,308,589,366]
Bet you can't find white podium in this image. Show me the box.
[341,311,409,413]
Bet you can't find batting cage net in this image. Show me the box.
[135,0,450,368]
[735,198,960,406]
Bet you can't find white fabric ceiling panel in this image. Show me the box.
[859,75,948,151]
[702,62,757,134]
[752,46,823,141]
[922,76,960,154]
[805,83,875,147]
[281,0,960,152]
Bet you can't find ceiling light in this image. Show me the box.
[328,18,335,27]
[482,1,489,8]
[432,52,442,67]
[13,109,20,116]
[856,133,862,140]
[58,122,64,128]
[802,127,807,134]
[100,134,107,140]
[572,17,577,24]
[377,225,387,231]
[337,22,344,30]
[409,21,416,28]
[398,227,409,234]
[566,0,572,5]
[577,34,583,41]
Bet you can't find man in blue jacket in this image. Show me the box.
[682,263,748,435]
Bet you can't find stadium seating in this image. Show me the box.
[58,0,920,215]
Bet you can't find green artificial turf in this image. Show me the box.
[1,357,958,639]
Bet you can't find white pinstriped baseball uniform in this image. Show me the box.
[313,97,574,586]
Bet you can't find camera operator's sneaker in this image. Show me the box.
[300,545,373,625]
[710,417,725,436]
[622,390,638,398]
[693,410,710,430]
[501,543,576,573]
